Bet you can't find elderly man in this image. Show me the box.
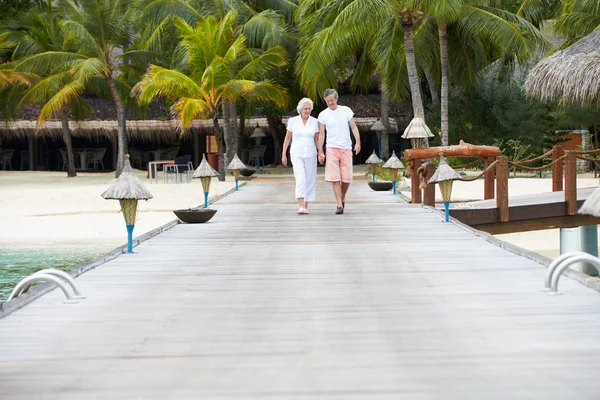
[317,89,361,215]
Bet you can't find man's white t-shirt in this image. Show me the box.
[286,115,319,158]
[317,105,354,150]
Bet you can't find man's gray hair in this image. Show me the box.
[296,97,314,114]
[323,89,338,99]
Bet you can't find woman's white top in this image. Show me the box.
[286,115,319,158]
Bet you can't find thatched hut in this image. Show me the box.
[524,29,600,105]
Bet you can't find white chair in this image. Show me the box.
[247,145,267,167]
[1,149,14,170]
[87,148,106,170]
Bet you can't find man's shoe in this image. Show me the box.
[335,206,344,215]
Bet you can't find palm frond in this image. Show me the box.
[223,79,287,108]
[234,46,287,80]
[132,65,204,105]
[18,71,71,105]
[61,20,103,56]
[15,51,86,73]
[37,78,86,125]
[242,10,287,49]
[172,97,212,128]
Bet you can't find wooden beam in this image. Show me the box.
[496,156,509,222]
[423,163,436,207]
[411,159,422,204]
[565,151,577,215]
[552,145,564,192]
[484,156,495,200]
[404,140,501,160]
[474,214,600,235]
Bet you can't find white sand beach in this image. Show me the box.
[0,170,235,248]
[0,169,598,259]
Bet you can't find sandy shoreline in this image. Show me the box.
[0,170,235,249]
[0,170,598,259]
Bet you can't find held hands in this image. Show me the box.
[281,154,288,166]
[354,142,361,155]
[318,151,325,164]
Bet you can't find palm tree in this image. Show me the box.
[552,0,600,40]
[10,0,138,176]
[133,0,295,165]
[0,1,80,176]
[132,13,287,181]
[297,0,545,147]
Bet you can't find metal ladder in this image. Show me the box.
[7,269,85,304]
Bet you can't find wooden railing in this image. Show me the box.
[407,145,599,224]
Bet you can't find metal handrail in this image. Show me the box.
[7,274,79,303]
[550,254,600,293]
[31,269,84,299]
[543,252,590,291]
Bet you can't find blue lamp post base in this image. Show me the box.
[256,144,261,170]
[392,180,396,195]
[235,179,239,191]
[126,224,134,253]
[371,172,375,182]
[204,192,209,208]
[444,201,450,222]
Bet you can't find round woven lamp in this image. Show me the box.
[427,154,461,222]
[381,151,404,195]
[401,107,433,149]
[365,150,382,182]
[101,154,153,253]
[227,153,247,191]
[193,154,219,208]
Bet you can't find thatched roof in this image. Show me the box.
[101,155,153,200]
[382,151,404,169]
[525,29,600,105]
[428,158,461,184]
[365,150,382,164]
[193,154,218,178]
[227,154,246,170]
[578,187,600,217]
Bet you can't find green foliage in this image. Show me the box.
[426,74,558,154]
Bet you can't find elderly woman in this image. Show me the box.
[282,98,319,214]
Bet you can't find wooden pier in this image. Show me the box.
[0,179,599,399]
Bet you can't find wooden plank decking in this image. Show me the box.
[1,178,600,399]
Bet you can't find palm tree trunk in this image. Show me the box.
[380,92,390,158]
[401,18,428,147]
[267,115,283,165]
[60,108,77,177]
[213,114,225,181]
[106,75,127,177]
[423,64,439,105]
[222,100,234,166]
[229,100,239,158]
[439,21,449,146]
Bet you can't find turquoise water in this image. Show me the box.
[0,247,108,301]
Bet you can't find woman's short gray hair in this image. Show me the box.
[323,89,338,99]
[296,97,314,114]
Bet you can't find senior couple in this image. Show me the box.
[281,89,361,215]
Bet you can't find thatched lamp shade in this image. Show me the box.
[427,156,460,222]
[578,187,600,217]
[525,29,600,106]
[193,154,219,208]
[370,118,386,131]
[101,154,152,253]
[251,125,266,143]
[401,108,433,149]
[365,150,382,182]
[382,151,404,194]
[227,154,247,191]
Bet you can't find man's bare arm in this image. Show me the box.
[349,118,361,155]
[318,122,326,163]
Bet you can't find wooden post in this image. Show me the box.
[423,163,436,207]
[552,145,564,192]
[27,134,34,171]
[411,159,422,204]
[484,156,495,200]
[564,151,577,215]
[193,132,199,168]
[496,156,509,223]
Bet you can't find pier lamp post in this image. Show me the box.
[101,154,153,253]
[382,151,404,195]
[251,123,266,170]
[427,154,460,222]
[365,150,382,182]
[193,154,219,208]
[370,118,386,159]
[401,107,434,149]
[227,153,246,191]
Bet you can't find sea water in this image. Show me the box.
[0,247,109,301]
